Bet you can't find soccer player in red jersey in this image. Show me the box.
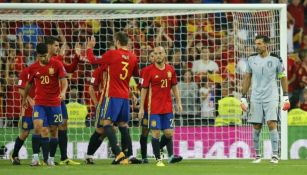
[139,50,154,163]
[139,46,183,167]
[10,67,36,165]
[86,32,139,164]
[22,43,68,166]
[85,65,107,164]
[44,36,81,165]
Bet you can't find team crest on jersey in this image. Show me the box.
[34,112,39,118]
[167,71,172,80]
[143,119,148,126]
[23,122,28,129]
[151,120,156,127]
[49,68,55,75]
[154,75,159,79]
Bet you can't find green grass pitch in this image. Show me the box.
[1,159,307,175]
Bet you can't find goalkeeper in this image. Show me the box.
[240,35,290,164]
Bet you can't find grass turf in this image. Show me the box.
[1,159,307,175]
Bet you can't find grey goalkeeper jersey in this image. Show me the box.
[246,53,285,103]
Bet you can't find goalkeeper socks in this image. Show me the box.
[119,126,133,157]
[253,129,261,156]
[152,137,161,160]
[87,131,103,155]
[270,128,279,156]
[165,137,173,157]
[104,125,121,156]
[49,138,58,158]
[32,134,41,154]
[140,135,148,159]
[58,130,68,161]
[12,136,24,158]
[41,137,50,162]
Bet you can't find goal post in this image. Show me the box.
[0,3,288,160]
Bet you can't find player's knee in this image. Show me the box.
[118,122,128,127]
[267,121,277,130]
[163,130,173,138]
[141,127,149,136]
[253,124,262,130]
[102,119,112,126]
[59,120,68,130]
[20,130,30,140]
[49,126,58,138]
[41,127,49,137]
[95,127,104,135]
[151,130,160,139]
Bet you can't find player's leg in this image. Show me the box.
[140,112,150,163]
[58,101,79,165]
[149,114,164,166]
[248,102,263,163]
[11,117,32,165]
[265,101,279,164]
[85,126,106,164]
[140,117,150,163]
[161,113,182,164]
[48,125,58,166]
[101,97,125,164]
[118,99,141,164]
[31,106,47,166]
[45,106,63,166]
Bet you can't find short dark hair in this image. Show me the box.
[36,43,48,55]
[114,31,129,46]
[255,35,270,44]
[44,36,60,45]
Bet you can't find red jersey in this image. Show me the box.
[142,64,177,114]
[28,59,66,106]
[87,48,139,99]
[90,65,107,101]
[17,67,35,117]
[52,55,80,73]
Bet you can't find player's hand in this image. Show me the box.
[177,104,183,113]
[74,42,81,57]
[138,108,144,120]
[86,35,96,49]
[22,98,29,109]
[59,92,66,101]
[27,97,35,107]
[240,97,248,112]
[282,96,290,111]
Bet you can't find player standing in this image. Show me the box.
[139,46,183,167]
[22,43,68,166]
[10,67,36,165]
[45,36,81,165]
[86,32,139,164]
[240,35,290,164]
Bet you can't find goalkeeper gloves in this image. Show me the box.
[282,95,290,111]
[240,96,248,112]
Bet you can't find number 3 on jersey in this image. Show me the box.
[120,61,129,80]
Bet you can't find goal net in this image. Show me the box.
[0,4,287,160]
